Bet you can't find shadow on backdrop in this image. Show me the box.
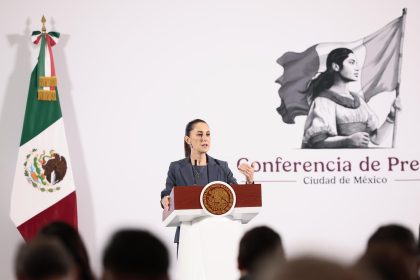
[0,19,31,278]
[50,17,98,274]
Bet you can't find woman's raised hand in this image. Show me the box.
[238,163,255,184]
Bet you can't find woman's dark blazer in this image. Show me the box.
[160,154,238,243]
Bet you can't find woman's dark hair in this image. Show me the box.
[184,119,207,158]
[39,221,95,280]
[305,48,354,100]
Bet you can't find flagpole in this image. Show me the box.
[392,8,407,148]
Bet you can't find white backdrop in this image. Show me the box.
[1,0,420,279]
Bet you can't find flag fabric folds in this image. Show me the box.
[10,28,77,240]
[276,15,404,124]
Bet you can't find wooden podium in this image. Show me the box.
[162,183,262,280]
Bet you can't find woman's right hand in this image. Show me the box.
[161,196,170,211]
[348,132,370,147]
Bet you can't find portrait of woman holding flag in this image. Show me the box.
[276,10,407,149]
[301,48,400,148]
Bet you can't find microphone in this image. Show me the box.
[193,159,199,185]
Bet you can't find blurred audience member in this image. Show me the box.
[275,256,365,280]
[102,229,170,280]
[418,224,420,278]
[237,226,285,280]
[356,224,418,280]
[39,221,95,280]
[357,243,416,280]
[15,237,76,280]
[367,224,417,256]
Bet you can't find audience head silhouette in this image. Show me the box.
[15,237,76,280]
[356,223,418,280]
[39,221,95,280]
[367,224,417,256]
[238,226,285,280]
[102,229,170,280]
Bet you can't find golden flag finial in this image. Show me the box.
[41,15,46,33]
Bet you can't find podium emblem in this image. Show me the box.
[200,181,236,216]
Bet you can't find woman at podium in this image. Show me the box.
[160,119,254,243]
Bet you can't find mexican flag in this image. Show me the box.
[10,25,77,240]
[275,11,406,124]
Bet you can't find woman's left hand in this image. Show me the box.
[238,163,254,184]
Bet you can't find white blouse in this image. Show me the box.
[302,90,379,147]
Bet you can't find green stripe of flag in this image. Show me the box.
[20,65,62,146]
